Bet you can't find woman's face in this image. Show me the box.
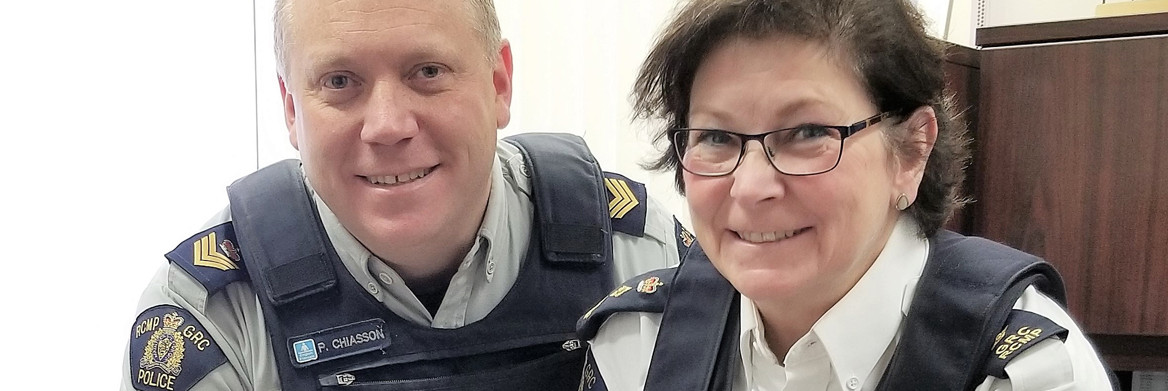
[684,35,921,309]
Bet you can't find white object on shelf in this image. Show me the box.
[1134,371,1168,391]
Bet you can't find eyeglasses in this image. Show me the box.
[670,112,891,177]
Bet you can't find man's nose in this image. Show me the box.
[361,82,420,145]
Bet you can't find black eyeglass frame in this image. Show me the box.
[670,112,893,177]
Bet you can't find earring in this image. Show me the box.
[895,193,910,211]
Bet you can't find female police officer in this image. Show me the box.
[576,0,1116,389]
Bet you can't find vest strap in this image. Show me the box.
[227,160,338,306]
[504,133,611,266]
[874,231,1065,391]
[643,246,738,391]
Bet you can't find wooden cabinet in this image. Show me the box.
[975,14,1168,370]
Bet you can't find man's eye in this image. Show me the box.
[324,75,351,89]
[415,65,444,79]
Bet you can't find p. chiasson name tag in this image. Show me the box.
[288,319,392,367]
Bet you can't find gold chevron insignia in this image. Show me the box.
[193,232,239,271]
[604,178,640,219]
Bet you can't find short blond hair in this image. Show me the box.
[272,0,503,76]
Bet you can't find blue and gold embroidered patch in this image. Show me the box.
[130,305,226,391]
[166,223,248,296]
[603,172,647,237]
[986,309,1069,379]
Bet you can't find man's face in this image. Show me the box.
[279,0,512,268]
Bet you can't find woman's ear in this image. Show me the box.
[895,106,938,203]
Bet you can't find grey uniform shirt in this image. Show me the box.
[122,140,682,391]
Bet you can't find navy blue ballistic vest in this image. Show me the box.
[228,133,628,390]
[579,230,1116,391]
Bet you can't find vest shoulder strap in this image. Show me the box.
[226,159,339,306]
[504,133,615,266]
[642,245,739,391]
[875,230,1067,391]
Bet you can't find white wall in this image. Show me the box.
[0,1,1095,389]
[1,1,257,388]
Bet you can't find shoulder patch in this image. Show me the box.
[603,172,647,237]
[129,305,227,391]
[986,309,1069,379]
[165,222,248,296]
[577,268,676,340]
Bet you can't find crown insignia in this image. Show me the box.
[162,312,184,329]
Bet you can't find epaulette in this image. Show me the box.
[165,222,249,297]
[577,267,677,340]
[985,309,1069,378]
[603,172,647,237]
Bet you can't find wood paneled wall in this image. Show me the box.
[976,36,1168,336]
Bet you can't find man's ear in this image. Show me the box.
[492,39,514,129]
[895,106,938,203]
[279,75,300,150]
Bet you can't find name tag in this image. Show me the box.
[288,319,392,367]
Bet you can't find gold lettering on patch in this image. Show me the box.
[994,326,1044,360]
[138,369,176,391]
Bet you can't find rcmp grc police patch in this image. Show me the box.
[130,305,226,391]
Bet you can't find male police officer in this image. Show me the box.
[121,1,685,390]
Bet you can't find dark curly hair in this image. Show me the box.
[633,0,970,237]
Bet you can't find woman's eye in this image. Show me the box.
[792,125,832,140]
[696,130,735,146]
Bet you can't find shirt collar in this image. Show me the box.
[813,216,929,388]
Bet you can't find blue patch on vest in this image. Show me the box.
[166,222,248,296]
[986,309,1069,379]
[603,172,647,237]
[288,319,393,368]
[129,305,227,391]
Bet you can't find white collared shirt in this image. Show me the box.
[588,217,1115,391]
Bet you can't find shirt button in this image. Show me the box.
[846,376,860,390]
[378,273,393,285]
[366,282,380,295]
[486,259,496,275]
